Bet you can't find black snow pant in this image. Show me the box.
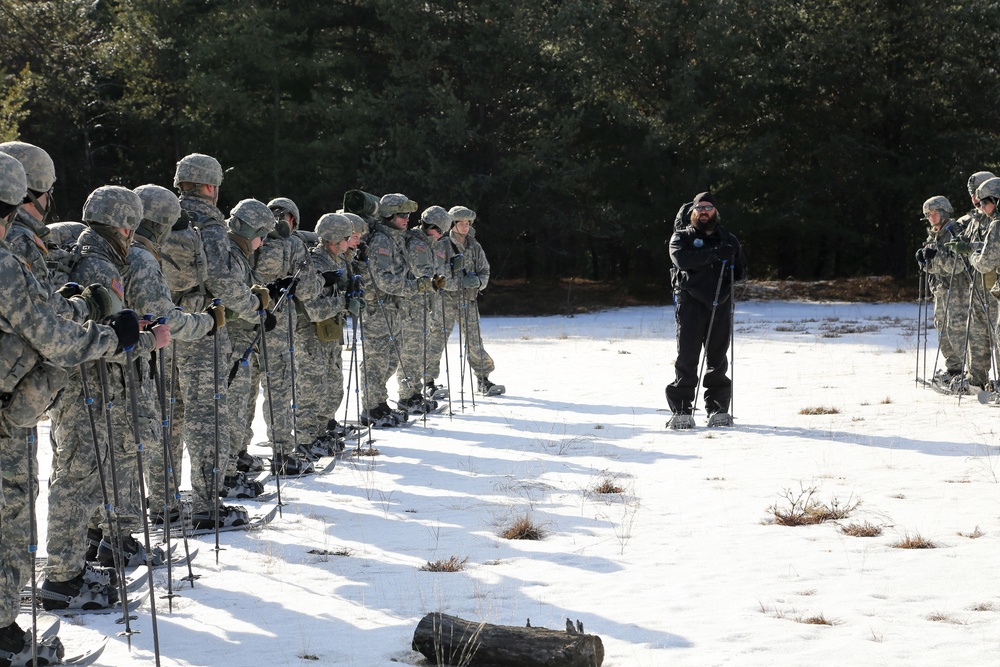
[665,293,732,415]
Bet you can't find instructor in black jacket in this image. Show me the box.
[666,192,747,429]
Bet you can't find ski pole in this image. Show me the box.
[729,263,736,419]
[123,342,163,667]
[286,289,299,472]
[167,341,199,585]
[25,427,38,667]
[257,306,284,514]
[422,293,429,426]
[152,349,174,610]
[693,260,728,415]
[440,291,453,418]
[457,288,466,411]
[228,271,301,386]
[463,288,476,411]
[211,300,224,563]
[362,259,414,399]
[358,308,375,448]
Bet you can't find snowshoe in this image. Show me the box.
[272,452,316,476]
[40,565,118,611]
[477,376,505,396]
[667,413,695,430]
[97,534,168,568]
[219,471,266,499]
[399,394,437,415]
[0,620,64,667]
[191,504,250,531]
[84,527,103,563]
[706,412,734,427]
[424,382,449,400]
[236,450,267,473]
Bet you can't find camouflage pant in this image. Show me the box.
[249,307,296,451]
[423,292,449,385]
[296,321,344,441]
[46,362,140,583]
[361,296,404,411]
[166,331,232,513]
[438,291,495,380]
[227,325,259,476]
[141,349,184,517]
[966,283,995,386]
[0,424,39,626]
[398,295,435,400]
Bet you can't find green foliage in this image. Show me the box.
[2,0,999,281]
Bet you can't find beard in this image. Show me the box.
[694,211,719,233]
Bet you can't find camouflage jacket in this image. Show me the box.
[363,221,421,301]
[970,211,1000,278]
[301,244,350,323]
[254,231,322,305]
[127,237,213,341]
[449,229,491,291]
[181,195,260,320]
[5,212,88,322]
[403,228,436,282]
[0,238,119,384]
[920,220,970,290]
[224,234,262,329]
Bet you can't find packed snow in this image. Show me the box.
[26,300,1000,665]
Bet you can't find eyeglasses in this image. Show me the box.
[693,204,715,212]
[396,212,410,218]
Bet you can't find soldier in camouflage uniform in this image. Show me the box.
[398,206,451,411]
[915,196,977,389]
[444,206,504,396]
[128,185,220,527]
[0,153,145,661]
[42,186,171,610]
[295,213,363,448]
[950,173,1000,390]
[360,193,431,427]
[421,207,457,401]
[167,154,269,528]
[245,197,321,467]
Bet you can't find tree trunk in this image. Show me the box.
[411,612,604,667]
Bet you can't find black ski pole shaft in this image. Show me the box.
[152,349,174,611]
[457,289,466,411]
[95,359,136,639]
[123,344,162,667]
[258,306,284,514]
[915,270,924,386]
[342,311,358,429]
[729,263,736,419]
[693,260,728,415]
[285,297,297,483]
[440,292,453,418]
[358,309,374,448]
[229,271,302,386]
[464,289,476,410]
[422,293,429,427]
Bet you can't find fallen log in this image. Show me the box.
[411,612,604,667]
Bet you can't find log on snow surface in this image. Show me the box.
[411,612,604,667]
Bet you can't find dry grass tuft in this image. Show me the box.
[969,601,994,612]
[879,396,892,404]
[500,513,546,540]
[927,612,965,624]
[768,485,859,526]
[958,526,985,539]
[592,477,625,494]
[840,521,882,537]
[420,555,469,572]
[892,532,936,549]
[351,446,380,457]
[797,614,836,626]
[307,548,352,557]
[799,406,840,415]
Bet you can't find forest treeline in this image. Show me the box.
[3,0,999,286]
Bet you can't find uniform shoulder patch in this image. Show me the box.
[377,247,391,256]
[33,234,49,255]
[110,277,125,301]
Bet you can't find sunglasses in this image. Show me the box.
[396,212,411,218]
[693,204,715,212]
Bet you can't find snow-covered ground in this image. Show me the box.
[28,300,1000,666]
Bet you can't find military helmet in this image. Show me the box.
[968,171,996,196]
[0,141,56,193]
[0,151,28,207]
[83,186,144,230]
[342,212,367,235]
[421,205,453,233]
[316,213,354,243]
[173,153,224,188]
[922,195,953,219]
[976,177,1000,204]
[228,198,275,239]
[268,197,300,225]
[378,193,418,217]
[134,184,181,226]
[448,205,476,223]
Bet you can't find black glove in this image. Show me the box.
[55,282,83,299]
[323,270,344,289]
[355,242,369,263]
[714,243,735,264]
[262,309,277,332]
[109,310,141,352]
[924,246,937,262]
[266,275,296,301]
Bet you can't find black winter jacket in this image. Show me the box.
[669,224,747,307]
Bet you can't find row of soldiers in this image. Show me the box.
[0,145,501,665]
[916,170,1000,393]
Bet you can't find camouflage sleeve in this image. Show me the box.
[288,235,322,303]
[0,251,119,365]
[201,222,260,319]
[926,228,969,278]
[367,232,417,297]
[467,239,491,290]
[970,219,1000,274]
[126,247,213,341]
[299,250,345,322]
[406,232,436,279]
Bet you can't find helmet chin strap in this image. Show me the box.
[25,189,51,223]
